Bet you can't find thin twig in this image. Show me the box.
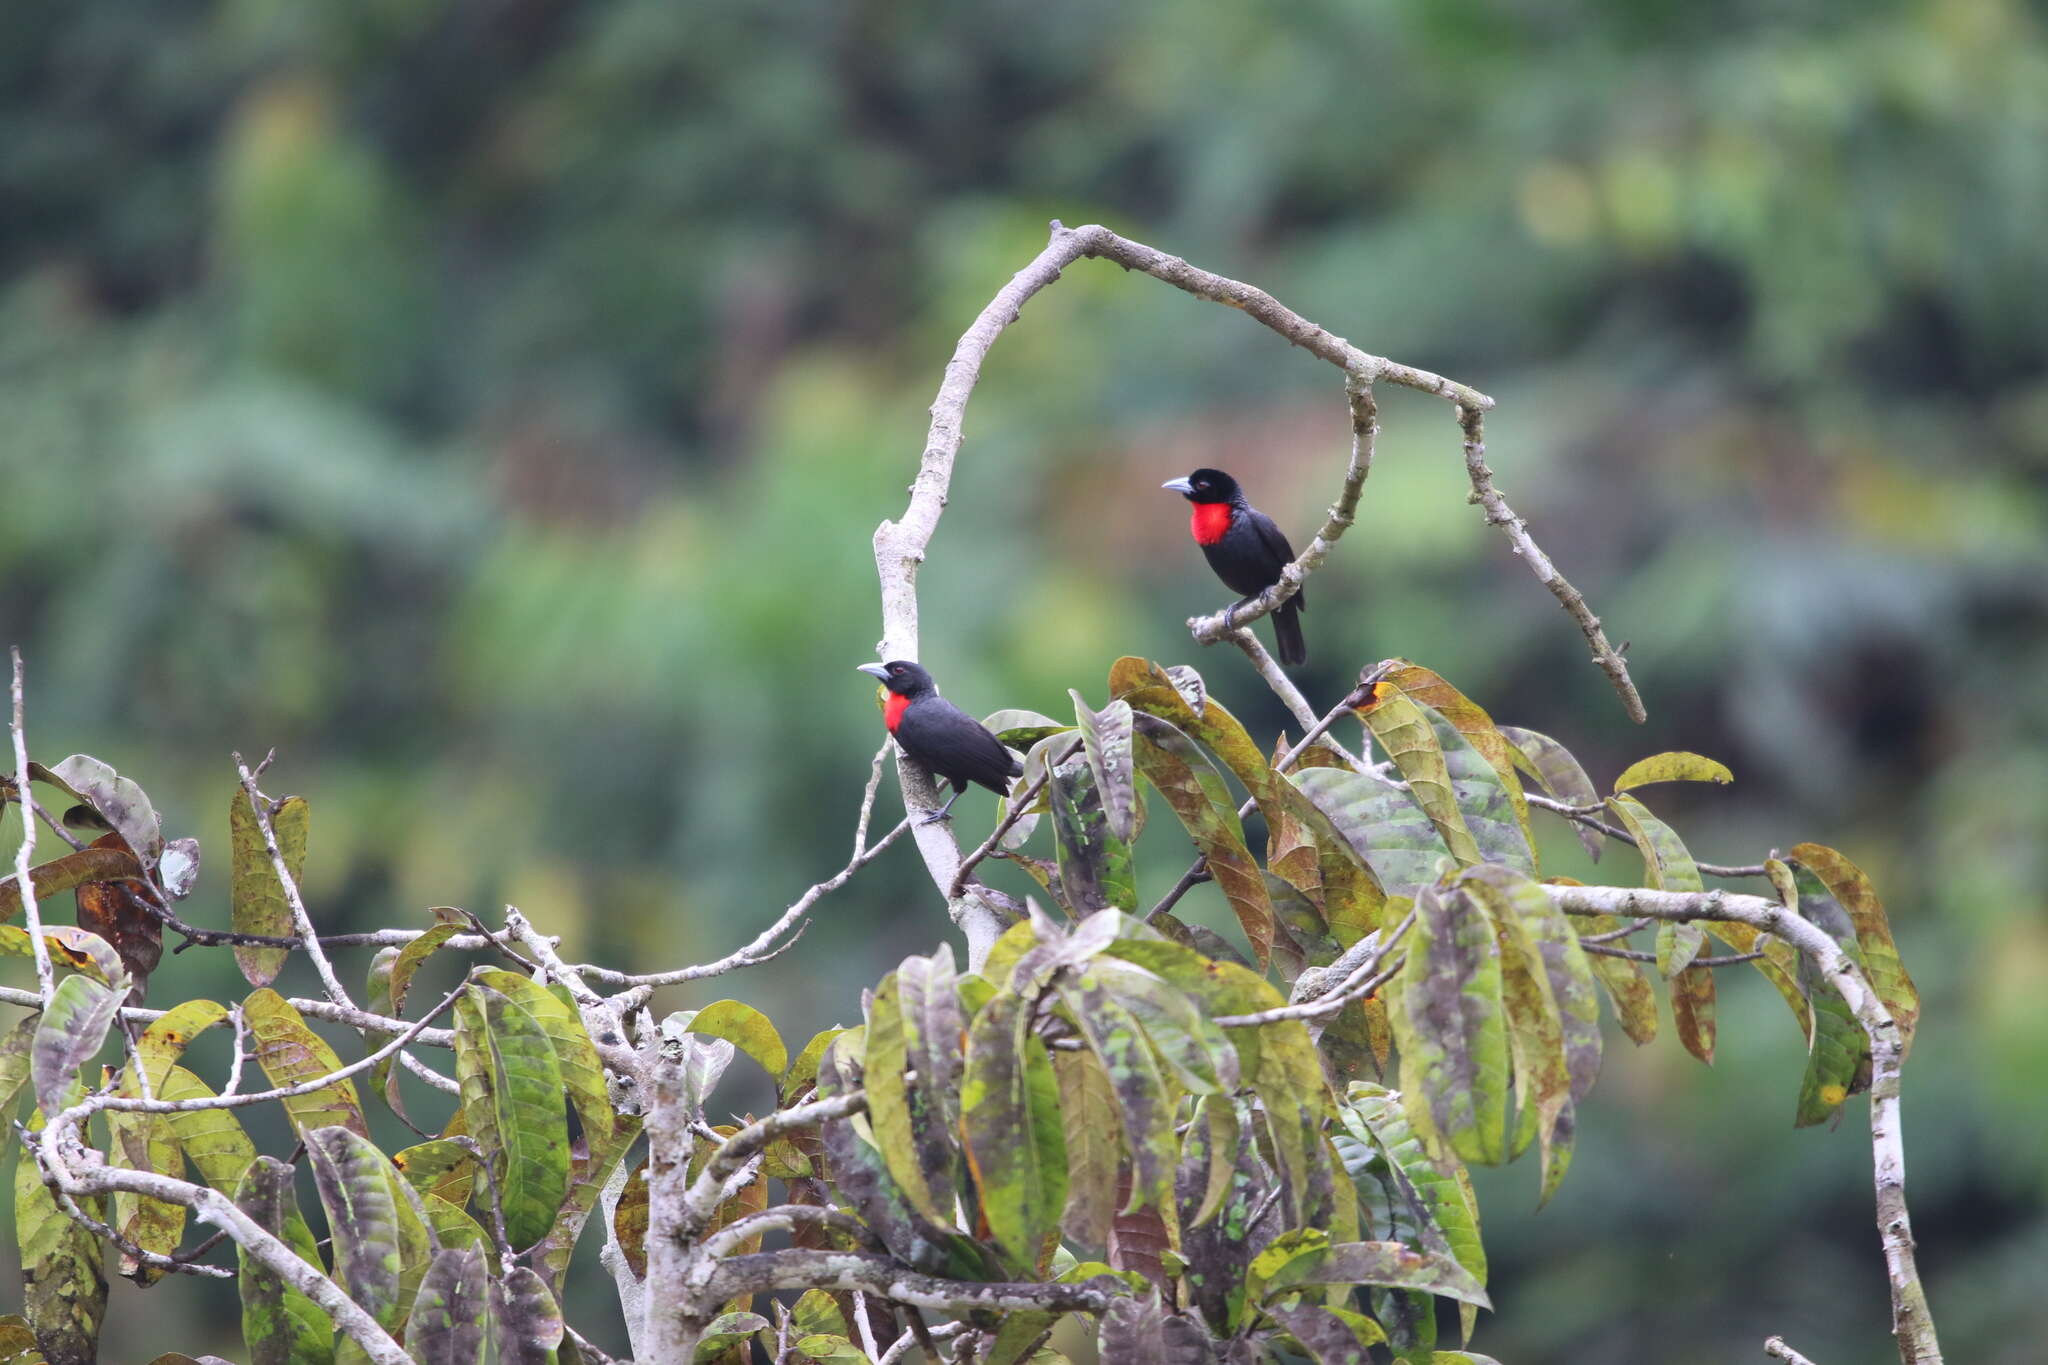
[1764,1337,1822,1365]
[949,737,1082,899]
[1579,942,1764,967]
[1216,909,1417,1027]
[1524,792,1766,879]
[590,814,914,999]
[235,752,353,1011]
[9,649,54,1006]
[1455,403,1645,722]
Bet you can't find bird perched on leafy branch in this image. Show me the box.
[858,661,1022,823]
[1162,467,1307,666]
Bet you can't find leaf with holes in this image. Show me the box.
[228,789,309,988]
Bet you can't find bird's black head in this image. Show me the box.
[1161,468,1241,504]
[856,660,936,696]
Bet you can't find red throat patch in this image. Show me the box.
[884,691,912,733]
[1190,502,1233,546]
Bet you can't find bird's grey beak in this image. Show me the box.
[856,663,891,681]
[1161,477,1195,495]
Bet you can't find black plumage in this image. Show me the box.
[857,661,1022,822]
[1162,467,1308,666]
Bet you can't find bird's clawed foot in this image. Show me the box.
[916,807,954,826]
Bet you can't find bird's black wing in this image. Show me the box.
[899,698,1022,795]
[1246,507,1304,612]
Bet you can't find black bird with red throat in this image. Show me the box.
[1162,467,1307,666]
[858,661,1023,823]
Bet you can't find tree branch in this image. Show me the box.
[1542,882,1941,1365]
[698,1249,1118,1316]
[9,649,54,1007]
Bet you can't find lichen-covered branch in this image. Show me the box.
[9,649,55,1006]
[1543,882,1941,1365]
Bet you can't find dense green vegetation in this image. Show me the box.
[3,0,2043,1359]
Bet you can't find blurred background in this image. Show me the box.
[3,0,2045,1359]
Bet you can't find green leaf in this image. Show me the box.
[611,1158,649,1279]
[862,971,949,1225]
[683,998,789,1080]
[404,1247,489,1365]
[1337,1083,1485,1314]
[389,907,468,1017]
[1182,1093,1239,1229]
[0,926,121,985]
[1390,881,1509,1165]
[791,1289,848,1340]
[14,1104,107,1365]
[0,1015,36,1166]
[1571,904,1659,1046]
[1460,870,1573,1199]
[1381,663,1535,855]
[1052,1047,1120,1253]
[1055,972,1175,1216]
[244,988,369,1139]
[394,1139,477,1206]
[1605,795,1705,976]
[161,1066,260,1199]
[780,1026,847,1100]
[1048,755,1137,914]
[1499,726,1605,861]
[0,1313,50,1365]
[0,846,146,925]
[691,1313,770,1362]
[1264,1240,1491,1308]
[32,973,123,1116]
[961,992,1067,1267]
[304,1126,430,1352]
[1268,1301,1388,1362]
[982,709,1071,750]
[489,1265,564,1365]
[474,969,615,1145]
[1788,862,1867,1126]
[112,997,232,1276]
[232,1156,334,1365]
[1789,843,1918,1056]
[1090,959,1237,1095]
[230,789,309,988]
[1669,964,1717,1065]
[1071,692,1141,843]
[452,984,572,1250]
[1359,689,1479,866]
[895,946,965,1158]
[1131,715,1275,967]
[1294,767,1453,899]
[1464,871,1601,1109]
[1612,751,1733,793]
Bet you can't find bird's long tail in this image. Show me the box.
[1272,600,1307,667]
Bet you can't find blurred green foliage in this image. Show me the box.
[2,0,2044,1359]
